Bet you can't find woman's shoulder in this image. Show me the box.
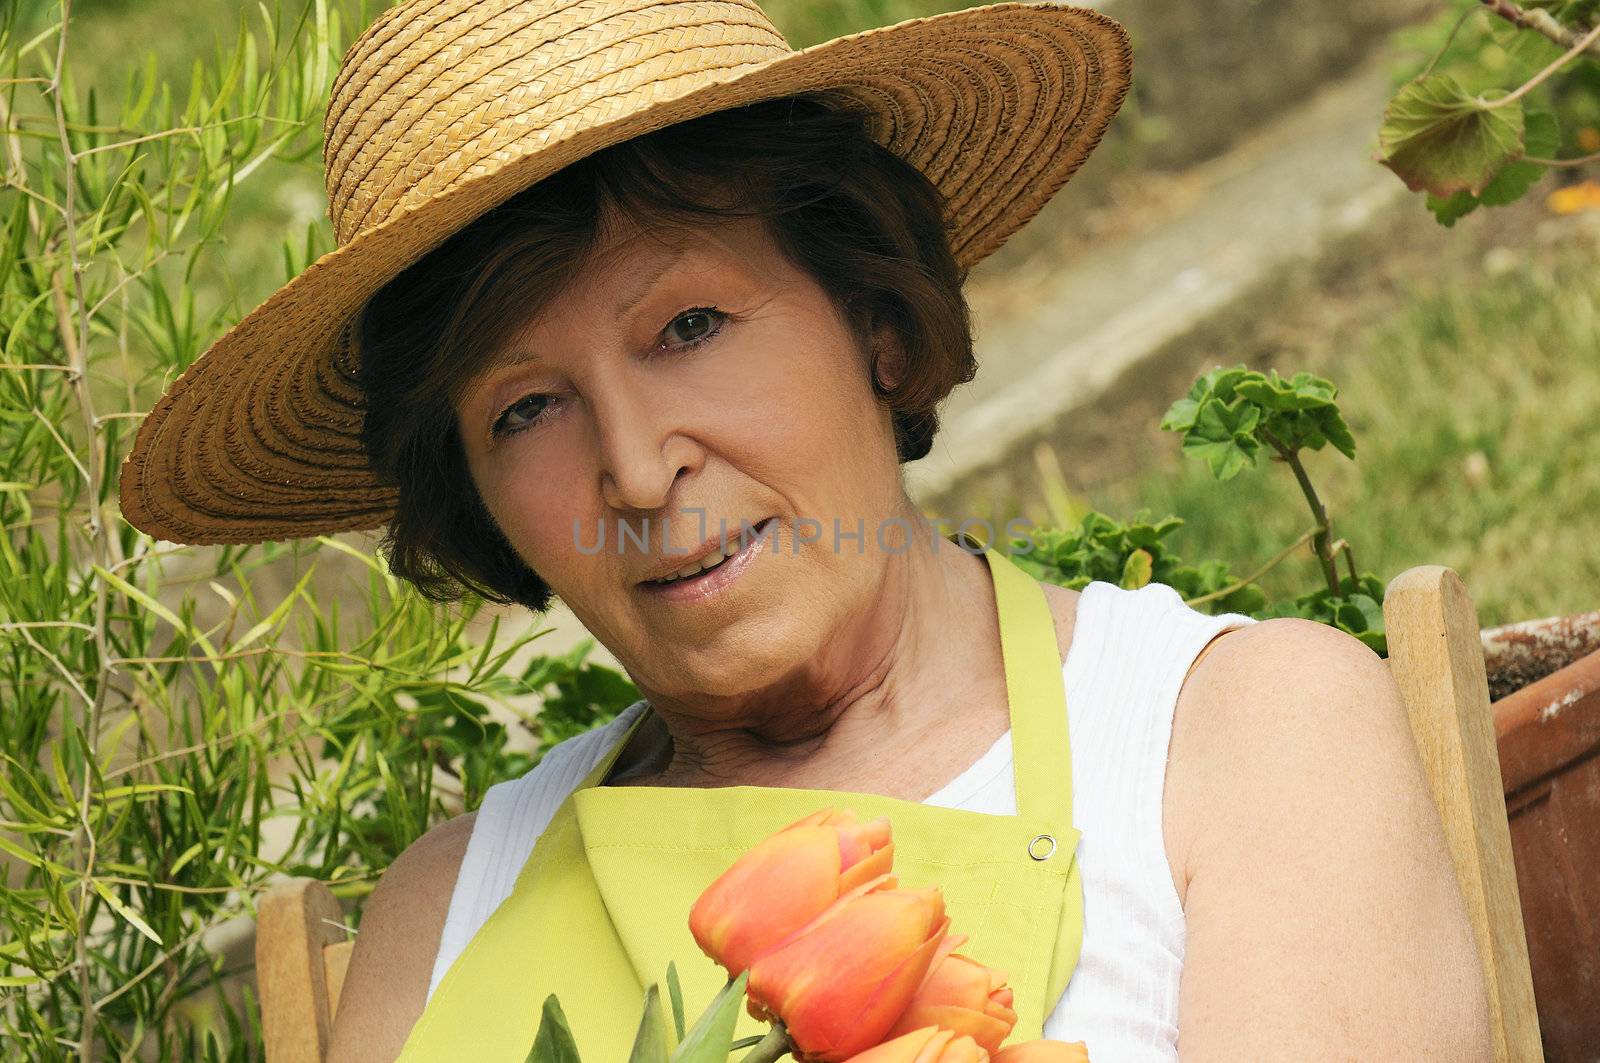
[1036,580,1081,666]
[1170,614,1389,764]
[327,809,478,1062]
[1164,617,1377,892]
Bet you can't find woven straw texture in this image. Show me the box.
[119,0,1132,544]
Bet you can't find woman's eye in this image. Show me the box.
[490,309,724,438]
[661,306,726,350]
[492,393,555,437]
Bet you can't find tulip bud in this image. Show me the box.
[992,1040,1091,1062]
[844,1026,990,1063]
[885,934,1017,1053]
[690,808,893,975]
[747,876,949,1061]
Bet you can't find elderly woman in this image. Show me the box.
[120,0,1491,1060]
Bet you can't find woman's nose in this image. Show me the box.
[593,382,700,513]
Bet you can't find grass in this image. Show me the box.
[1073,217,1600,629]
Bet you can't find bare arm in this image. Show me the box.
[326,811,476,1063]
[1165,618,1493,1058]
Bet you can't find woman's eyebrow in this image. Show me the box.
[612,244,695,318]
[478,244,705,380]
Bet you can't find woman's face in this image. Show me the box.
[454,209,908,703]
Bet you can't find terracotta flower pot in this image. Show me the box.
[1483,610,1600,702]
[1492,643,1600,1060]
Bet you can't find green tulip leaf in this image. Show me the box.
[665,962,687,1042]
[629,985,671,1063]
[671,971,748,1063]
[527,995,582,1063]
[1378,75,1525,198]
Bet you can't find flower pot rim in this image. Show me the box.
[1493,644,1600,796]
[1483,609,1600,703]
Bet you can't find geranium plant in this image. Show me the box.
[1156,366,1386,653]
[1012,364,1387,655]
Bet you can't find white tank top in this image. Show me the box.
[426,580,1257,1060]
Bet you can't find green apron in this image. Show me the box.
[397,545,1084,1059]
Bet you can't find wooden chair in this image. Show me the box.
[1384,567,1542,1061]
[255,564,1542,1062]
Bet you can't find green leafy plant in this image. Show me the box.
[1380,0,1600,224]
[1014,365,1386,654]
[527,639,642,751]
[1158,365,1384,652]
[1164,365,1388,646]
[1007,512,1267,616]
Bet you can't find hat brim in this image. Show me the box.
[119,1,1132,544]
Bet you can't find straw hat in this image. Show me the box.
[118,0,1132,544]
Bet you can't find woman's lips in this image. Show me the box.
[638,517,775,603]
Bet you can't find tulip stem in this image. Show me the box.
[739,1022,794,1063]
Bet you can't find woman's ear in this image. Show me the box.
[869,321,907,395]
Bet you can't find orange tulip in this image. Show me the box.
[690,808,893,975]
[844,1027,990,1063]
[747,875,950,1061]
[885,933,1017,1052]
[992,1040,1091,1062]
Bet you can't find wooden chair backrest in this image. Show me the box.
[256,877,353,1063]
[1382,565,1541,1061]
[254,564,1543,1062]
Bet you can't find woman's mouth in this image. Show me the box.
[639,517,776,602]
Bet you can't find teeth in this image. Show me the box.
[656,542,737,583]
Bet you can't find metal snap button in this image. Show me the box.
[1028,834,1057,861]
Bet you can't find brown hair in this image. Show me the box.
[356,94,976,612]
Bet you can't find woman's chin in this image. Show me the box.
[627,618,825,704]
